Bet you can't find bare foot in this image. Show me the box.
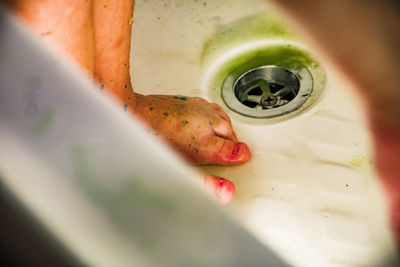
[134,94,251,165]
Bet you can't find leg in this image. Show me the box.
[5,0,96,77]
[92,0,136,110]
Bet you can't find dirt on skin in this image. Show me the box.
[134,94,250,165]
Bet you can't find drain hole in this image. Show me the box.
[242,100,259,108]
[222,65,313,118]
[234,67,300,110]
[269,83,284,94]
[247,87,263,96]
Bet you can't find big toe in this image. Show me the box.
[204,175,235,204]
[221,141,251,164]
[197,136,250,165]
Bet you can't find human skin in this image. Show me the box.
[4,0,250,204]
[271,0,400,248]
[135,94,250,165]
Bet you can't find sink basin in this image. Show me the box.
[131,0,399,266]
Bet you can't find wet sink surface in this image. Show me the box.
[131,0,399,266]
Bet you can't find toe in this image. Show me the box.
[211,119,237,141]
[217,140,250,164]
[217,111,232,123]
[198,136,251,165]
[204,175,235,204]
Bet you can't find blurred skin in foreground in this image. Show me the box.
[271,0,400,248]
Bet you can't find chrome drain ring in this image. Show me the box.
[222,65,313,118]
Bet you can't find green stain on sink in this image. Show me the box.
[212,44,325,93]
[201,12,296,64]
[200,10,327,121]
[349,154,368,168]
[215,45,315,80]
[208,44,326,123]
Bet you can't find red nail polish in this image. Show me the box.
[216,178,235,204]
[228,142,250,163]
[232,142,241,155]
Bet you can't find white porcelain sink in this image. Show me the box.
[131,0,400,266]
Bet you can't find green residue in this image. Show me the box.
[31,109,55,135]
[201,12,296,64]
[349,154,367,167]
[199,9,326,121]
[173,96,187,101]
[123,103,128,111]
[214,45,324,91]
[216,45,314,79]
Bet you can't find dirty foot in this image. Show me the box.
[134,94,251,165]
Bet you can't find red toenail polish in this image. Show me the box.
[217,178,227,194]
[227,142,250,164]
[232,142,242,156]
[216,178,234,204]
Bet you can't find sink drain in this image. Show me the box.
[222,65,313,118]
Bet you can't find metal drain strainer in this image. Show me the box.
[222,66,313,118]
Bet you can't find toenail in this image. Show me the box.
[216,178,235,204]
[231,142,246,157]
[217,178,226,194]
[232,142,242,155]
[227,142,250,164]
